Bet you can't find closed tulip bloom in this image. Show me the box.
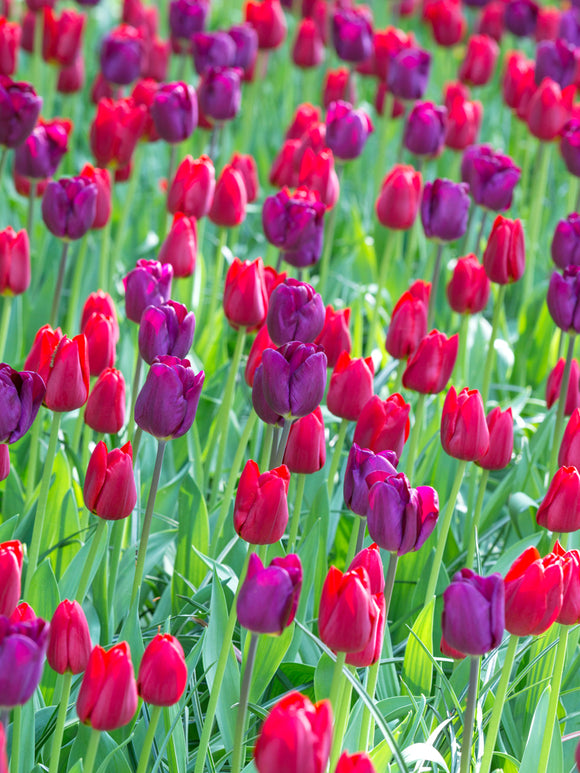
[90,96,146,169]
[561,120,580,178]
[460,144,521,212]
[168,154,215,218]
[252,364,284,426]
[537,466,580,532]
[83,441,136,520]
[535,39,580,89]
[137,633,187,706]
[559,7,580,46]
[228,23,258,75]
[269,140,301,189]
[387,47,431,101]
[314,305,351,368]
[536,6,560,41]
[336,752,377,773]
[547,266,580,333]
[403,101,447,158]
[81,291,118,340]
[151,82,197,143]
[386,281,430,359]
[348,543,384,594]
[325,101,373,161]
[158,213,197,278]
[198,66,242,122]
[327,352,374,422]
[425,0,466,46]
[82,312,116,376]
[57,56,85,96]
[0,78,42,149]
[230,152,259,204]
[376,165,422,231]
[0,20,21,76]
[254,692,332,773]
[504,547,563,636]
[267,279,324,346]
[9,603,36,625]
[483,215,525,284]
[367,473,439,555]
[0,364,45,443]
[502,51,535,112]
[139,301,195,364]
[546,357,580,416]
[77,641,138,731]
[441,386,490,461]
[41,176,98,241]
[245,0,287,50]
[169,0,208,53]
[262,187,325,268]
[459,34,499,86]
[0,541,23,618]
[559,408,580,468]
[237,553,302,634]
[477,406,513,470]
[38,334,90,413]
[79,164,111,229]
[100,24,143,85]
[444,84,483,150]
[14,118,71,180]
[527,78,573,140]
[447,254,490,314]
[332,6,373,63]
[552,541,580,625]
[353,394,410,458]
[123,259,173,323]
[223,257,268,331]
[41,8,85,67]
[0,616,50,708]
[191,31,235,75]
[47,599,91,675]
[261,342,327,419]
[285,103,320,140]
[319,565,375,652]
[245,325,275,388]
[344,444,398,516]
[421,179,470,242]
[442,569,504,655]
[208,164,247,227]
[345,592,385,668]
[293,18,324,69]
[323,67,357,109]
[135,355,204,440]
[504,0,539,37]
[234,460,290,543]
[298,148,339,209]
[23,324,64,374]
[402,331,459,394]
[283,407,326,474]
[84,368,126,435]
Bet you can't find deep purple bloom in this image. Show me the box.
[261,341,327,419]
[251,364,284,426]
[237,553,302,635]
[123,259,173,323]
[460,144,521,212]
[150,82,197,143]
[325,100,373,161]
[197,67,241,122]
[535,39,580,89]
[403,101,447,158]
[331,6,373,64]
[134,355,204,439]
[262,187,325,268]
[191,31,236,75]
[14,120,69,179]
[41,176,98,240]
[138,300,195,365]
[169,0,209,51]
[266,278,325,346]
[552,213,580,268]
[504,0,539,37]
[228,24,258,73]
[367,473,439,555]
[421,178,470,241]
[547,266,580,333]
[561,119,580,177]
[100,25,143,86]
[0,364,45,444]
[343,443,398,517]
[387,47,431,101]
[560,7,580,47]
[442,569,505,656]
[0,77,42,149]
[0,615,50,708]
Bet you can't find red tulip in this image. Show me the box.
[537,466,580,533]
[376,164,422,230]
[84,368,126,435]
[441,386,489,461]
[483,215,525,285]
[314,304,351,368]
[282,407,326,474]
[47,599,92,674]
[233,460,290,544]
[137,633,187,706]
[208,164,247,226]
[0,540,23,618]
[319,565,375,652]
[504,547,563,636]
[327,352,374,422]
[158,213,197,278]
[83,441,137,521]
[353,394,410,457]
[223,257,268,330]
[446,253,490,314]
[402,330,458,394]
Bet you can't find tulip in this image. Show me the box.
[325,101,373,161]
[298,148,339,209]
[10,603,36,624]
[447,254,490,314]
[327,352,374,423]
[0,616,50,707]
[252,364,284,426]
[460,144,521,212]
[314,305,351,368]
[536,6,560,41]
[245,325,275,388]
[345,591,385,669]
[81,290,118,339]
[208,164,247,227]
[151,81,197,143]
[134,355,204,440]
[527,78,573,141]
[261,341,327,420]
[483,215,525,284]
[323,66,356,108]
[233,459,290,544]
[237,553,302,634]
[444,83,483,150]
[123,258,173,323]
[84,441,137,520]
[504,0,539,37]
[254,692,332,773]
[546,357,580,415]
[535,39,580,89]
[559,408,580,468]
[425,0,466,46]
[561,120,580,178]
[403,101,447,158]
[23,324,63,373]
[168,155,215,218]
[81,312,116,376]
[84,368,126,434]
[335,752,377,773]
[47,599,92,674]
[441,386,490,461]
[269,140,301,189]
[130,78,161,142]
[319,565,375,652]
[0,540,23,618]
[332,6,373,63]
[477,407,513,470]
[79,164,111,229]
[139,301,195,365]
[0,78,42,149]
[286,103,321,140]
[0,20,20,76]
[375,165,422,231]
[353,394,410,458]
[283,407,326,474]
[222,257,268,331]
[386,281,430,359]
[14,118,71,180]
[42,175,98,241]
[547,266,580,333]
[387,46,431,101]
[169,0,208,53]
[0,445,7,481]
[158,213,197,278]
[77,641,138,730]
[57,56,85,95]
[137,633,187,705]
[372,26,416,81]
[459,34,499,86]
[537,466,580,532]
[262,187,325,268]
[36,334,90,413]
[402,331,459,394]
[293,18,324,69]
[421,178,470,242]
[191,31,235,75]
[267,279,324,346]
[228,23,258,76]
[100,24,143,85]
[90,97,147,170]
[504,547,563,636]
[245,0,287,50]
[198,66,242,122]
[502,51,536,113]
[442,569,504,655]
[229,153,259,204]
[343,444,398,517]
[477,2,505,40]
[559,7,580,46]
[41,7,85,67]
[0,364,45,443]
[552,542,580,625]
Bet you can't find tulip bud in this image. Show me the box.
[444,84,483,151]
[504,547,563,636]
[41,176,97,241]
[84,368,126,435]
[100,24,143,85]
[158,213,197,278]
[403,101,447,159]
[502,51,535,112]
[0,20,21,76]
[552,541,580,625]
[421,178,470,242]
[343,443,399,516]
[245,326,275,388]
[537,466,580,533]
[323,66,357,109]
[441,386,490,461]
[191,30,235,75]
[459,34,499,86]
[262,341,327,419]
[262,187,325,268]
[138,301,195,365]
[84,441,137,520]
[332,6,373,63]
[319,565,376,652]
[168,154,215,218]
[23,324,63,374]
[14,118,71,180]
[447,254,490,314]
[169,0,208,53]
[460,144,520,212]
[123,259,173,323]
[476,406,513,470]
[353,394,410,458]
[376,165,422,231]
[0,79,42,149]
[42,8,85,67]
[208,164,247,227]
[237,553,302,634]
[252,364,284,426]
[504,0,539,37]
[425,0,466,46]
[245,0,287,50]
[228,23,258,77]
[536,6,560,42]
[314,305,351,368]
[0,540,23,618]
[387,46,431,101]
[10,602,36,624]
[0,364,45,443]
[137,633,187,706]
[151,81,198,143]
[386,281,430,359]
[57,57,85,95]
[547,266,580,333]
[47,599,92,674]
[81,290,118,340]
[198,66,242,122]
[403,330,458,394]
[82,312,116,376]
[266,278,324,346]
[223,257,268,331]
[560,119,580,178]
[325,100,373,161]
[483,215,525,284]
[233,460,290,544]
[442,569,504,655]
[527,77,573,141]
[90,97,146,170]
[79,164,112,229]
[77,642,138,731]
[293,18,324,69]
[335,752,377,773]
[535,39,580,89]
[36,334,90,413]
[559,408,580,468]
[298,148,339,209]
[282,407,326,474]
[0,616,50,708]
[546,357,580,416]
[327,352,374,422]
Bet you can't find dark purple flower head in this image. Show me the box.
[262,187,325,268]
[547,266,580,333]
[138,300,195,365]
[123,259,173,323]
[504,0,539,37]
[150,82,198,143]
[261,341,327,419]
[442,569,505,656]
[191,31,236,75]
[387,47,431,101]
[14,119,70,179]
[197,66,242,122]
[266,278,325,346]
[403,101,447,158]
[561,119,580,178]
[460,144,521,212]
[552,212,580,268]
[535,38,580,89]
[251,363,284,426]
[0,615,50,709]
[325,100,373,161]
[421,178,470,242]
[331,6,373,64]
[237,553,302,635]
[560,7,580,47]
[343,443,399,516]
[41,176,98,240]
[100,25,143,86]
[0,77,42,149]
[169,0,209,52]
[228,24,258,73]
[0,365,45,444]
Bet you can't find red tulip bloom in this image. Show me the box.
[233,460,290,544]
[441,386,489,461]
[504,546,563,636]
[537,466,580,533]
[83,441,137,521]
[137,633,187,706]
[223,257,268,331]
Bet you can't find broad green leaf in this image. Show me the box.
[402,598,434,697]
[314,653,335,703]
[520,686,562,773]
[27,558,59,620]
[247,623,294,704]
[59,520,109,601]
[172,475,210,609]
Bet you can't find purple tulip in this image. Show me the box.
[0,615,50,708]
[343,443,399,517]
[100,26,143,86]
[266,279,325,346]
[460,144,521,212]
[150,82,198,144]
[552,213,580,268]
[561,120,580,177]
[41,176,98,240]
[0,78,42,149]
[331,6,373,64]
[261,341,327,419]
[367,473,439,555]
[138,300,195,365]
[228,24,258,73]
[403,101,447,158]
[421,178,470,242]
[325,100,373,161]
[14,121,69,180]
[442,569,505,656]
[560,8,580,47]
[134,355,204,440]
[237,553,302,635]
[387,47,431,101]
[252,364,284,426]
[123,259,173,323]
[262,188,325,268]
[197,67,242,122]
[504,0,539,37]
[547,266,580,333]
[169,0,209,51]
[0,364,45,444]
[535,39,580,89]
[191,31,236,75]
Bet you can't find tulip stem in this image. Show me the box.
[459,656,480,773]
[48,671,73,773]
[479,634,518,773]
[131,439,167,606]
[523,141,551,314]
[328,650,347,719]
[318,176,341,295]
[231,633,258,773]
[481,284,506,405]
[424,459,468,605]
[358,660,380,751]
[329,668,353,771]
[49,241,70,328]
[205,227,228,337]
[537,625,569,773]
[0,147,8,180]
[345,516,361,569]
[326,418,349,498]
[25,410,42,507]
[549,333,576,478]
[24,411,62,598]
[427,243,444,329]
[0,295,13,362]
[405,392,426,487]
[455,313,469,386]
[82,728,101,773]
[384,551,399,618]
[367,230,401,357]
[272,417,293,468]
[465,469,489,569]
[136,704,162,773]
[127,349,143,445]
[473,210,488,255]
[75,517,109,604]
[355,517,366,555]
[288,472,306,552]
[65,232,89,334]
[27,183,37,246]
[10,706,20,773]
[209,410,258,558]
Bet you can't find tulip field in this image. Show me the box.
[5,0,580,771]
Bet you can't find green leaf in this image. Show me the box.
[118,598,145,669]
[172,475,210,609]
[520,687,556,773]
[27,558,59,620]
[402,742,449,772]
[247,623,294,704]
[402,597,434,696]
[314,653,335,703]
[59,521,109,602]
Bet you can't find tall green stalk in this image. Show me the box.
[48,671,73,773]
[231,633,258,773]
[288,473,306,552]
[481,284,506,405]
[537,626,569,773]
[136,705,162,773]
[75,517,109,604]
[326,418,349,497]
[405,393,426,487]
[427,243,444,329]
[465,468,489,569]
[459,657,480,773]
[0,296,13,362]
[479,634,518,773]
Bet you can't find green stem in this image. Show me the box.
[107,518,128,632]
[479,634,518,773]
[71,408,85,454]
[259,424,274,471]
[163,706,180,773]
[567,175,579,215]
[27,183,37,244]
[98,210,113,292]
[384,551,398,617]
[481,284,506,405]
[111,147,142,272]
[231,633,258,773]
[355,516,366,555]
[318,180,340,295]
[272,417,293,468]
[466,469,489,569]
[523,141,552,310]
[358,660,380,751]
[326,418,349,497]
[24,411,62,598]
[459,656,480,773]
[405,393,426,487]
[49,240,70,328]
[205,227,227,334]
[424,459,468,605]
[130,440,167,605]
[66,233,89,334]
[75,517,109,604]
[127,349,143,445]
[288,473,306,552]
[328,650,347,719]
[537,626,569,773]
[473,210,488,255]
[455,314,469,386]
[25,410,42,506]
[367,230,400,357]
[48,671,73,773]
[10,706,21,773]
[329,669,353,771]
[550,334,576,478]
[427,243,444,330]
[82,728,101,773]
[136,704,162,773]
[345,516,361,567]
[0,147,8,180]
[0,295,13,362]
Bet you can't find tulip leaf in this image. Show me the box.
[59,519,109,601]
[402,743,449,772]
[401,597,434,698]
[45,452,81,575]
[0,514,18,541]
[27,558,59,620]
[172,474,210,609]
[520,686,563,773]
[314,653,335,703]
[247,623,294,704]
[523,626,558,718]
